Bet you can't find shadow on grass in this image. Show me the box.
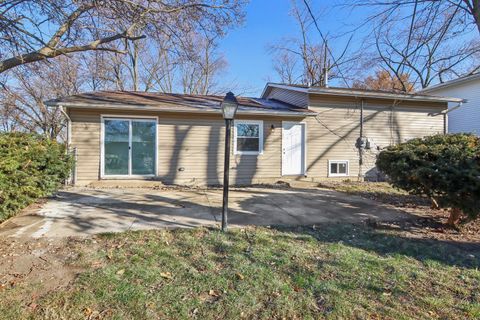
[272,223,480,269]
[317,181,433,208]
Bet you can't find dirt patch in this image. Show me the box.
[0,236,97,305]
[319,181,480,243]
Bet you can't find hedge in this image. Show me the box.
[376,133,480,223]
[0,132,73,222]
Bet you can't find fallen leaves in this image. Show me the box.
[235,272,244,280]
[84,307,93,316]
[160,272,173,280]
[208,289,221,297]
[116,269,125,276]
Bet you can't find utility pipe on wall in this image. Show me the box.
[358,99,365,181]
[57,105,75,185]
[58,105,71,148]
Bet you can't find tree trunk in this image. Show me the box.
[447,207,462,227]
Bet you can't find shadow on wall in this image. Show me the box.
[206,125,221,185]
[159,125,192,183]
[234,120,278,185]
[308,109,385,176]
[160,119,269,186]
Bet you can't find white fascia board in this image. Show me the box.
[46,102,317,117]
[260,83,309,99]
[420,73,480,93]
[308,87,464,103]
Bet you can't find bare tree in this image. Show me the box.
[139,42,178,93]
[180,32,227,95]
[346,0,480,89]
[272,51,298,84]
[353,1,480,35]
[270,0,356,86]
[0,0,246,76]
[0,57,84,138]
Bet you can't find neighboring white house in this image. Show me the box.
[420,73,480,135]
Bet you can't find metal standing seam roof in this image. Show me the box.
[45,91,317,117]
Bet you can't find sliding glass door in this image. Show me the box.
[131,121,156,175]
[103,118,156,176]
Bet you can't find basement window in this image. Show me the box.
[234,120,264,155]
[328,160,349,177]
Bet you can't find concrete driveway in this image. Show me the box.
[0,186,413,238]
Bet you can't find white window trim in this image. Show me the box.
[233,120,264,155]
[328,160,349,177]
[100,115,158,179]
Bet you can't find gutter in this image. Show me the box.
[425,102,463,134]
[46,102,318,117]
[57,105,75,185]
[308,88,464,103]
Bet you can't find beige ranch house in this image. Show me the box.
[46,83,462,186]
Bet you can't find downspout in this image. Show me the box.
[358,99,364,181]
[443,113,447,135]
[58,105,71,148]
[58,105,76,185]
[442,102,463,134]
[359,99,364,145]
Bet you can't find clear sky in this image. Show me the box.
[218,0,295,96]
[218,0,362,96]
[219,1,479,97]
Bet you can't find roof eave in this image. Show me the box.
[260,83,309,99]
[420,73,480,93]
[46,102,317,117]
[308,88,464,103]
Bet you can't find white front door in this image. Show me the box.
[282,121,306,175]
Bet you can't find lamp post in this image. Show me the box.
[220,92,239,232]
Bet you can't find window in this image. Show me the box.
[328,160,349,177]
[102,117,157,177]
[234,120,263,155]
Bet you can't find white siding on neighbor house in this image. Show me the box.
[423,79,480,135]
[265,87,309,108]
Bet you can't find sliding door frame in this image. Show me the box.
[100,115,158,179]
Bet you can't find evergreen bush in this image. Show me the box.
[376,133,480,224]
[0,132,73,222]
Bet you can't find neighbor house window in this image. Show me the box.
[234,120,263,155]
[328,160,349,177]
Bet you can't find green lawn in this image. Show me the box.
[1,224,479,319]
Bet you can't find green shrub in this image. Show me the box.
[376,134,480,222]
[0,132,73,222]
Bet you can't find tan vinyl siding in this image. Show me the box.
[304,94,446,180]
[69,110,101,183]
[69,93,447,185]
[156,115,283,185]
[265,87,308,108]
[69,108,289,185]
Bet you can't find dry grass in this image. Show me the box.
[1,225,479,319]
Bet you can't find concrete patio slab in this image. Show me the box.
[0,186,414,238]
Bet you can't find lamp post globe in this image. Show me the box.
[221,91,239,120]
